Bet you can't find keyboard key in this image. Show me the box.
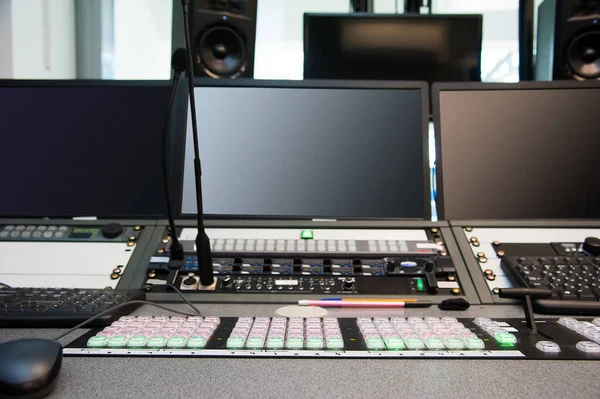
[147,336,168,348]
[326,337,344,349]
[87,336,109,348]
[227,337,246,348]
[576,341,600,353]
[405,337,426,350]
[535,341,560,353]
[187,336,208,348]
[127,336,149,348]
[365,337,385,350]
[464,338,486,350]
[107,336,128,348]
[495,332,517,345]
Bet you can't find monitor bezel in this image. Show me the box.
[179,78,431,221]
[0,79,187,219]
[432,80,600,221]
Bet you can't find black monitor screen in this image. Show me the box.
[0,83,178,218]
[436,84,600,220]
[303,14,482,83]
[181,82,428,219]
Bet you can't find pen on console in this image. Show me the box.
[299,300,432,308]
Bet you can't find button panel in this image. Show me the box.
[0,225,140,242]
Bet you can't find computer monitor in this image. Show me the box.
[303,14,483,83]
[0,80,186,218]
[433,81,600,220]
[180,79,430,219]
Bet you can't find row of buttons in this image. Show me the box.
[206,239,409,253]
[1,225,70,239]
[88,316,220,349]
[557,318,600,353]
[358,317,486,350]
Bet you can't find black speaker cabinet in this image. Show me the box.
[536,0,600,81]
[190,0,257,78]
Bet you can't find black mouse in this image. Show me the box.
[0,338,62,399]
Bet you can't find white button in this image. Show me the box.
[226,239,235,245]
[536,341,561,353]
[576,341,600,353]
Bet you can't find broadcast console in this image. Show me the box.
[144,220,479,304]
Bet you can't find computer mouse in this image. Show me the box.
[0,338,62,399]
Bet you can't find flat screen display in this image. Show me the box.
[436,85,600,219]
[181,83,428,219]
[0,83,177,218]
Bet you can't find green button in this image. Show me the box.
[301,230,314,239]
[87,336,108,348]
[167,336,188,348]
[465,338,485,349]
[286,337,304,349]
[187,336,208,348]
[147,336,168,348]
[246,337,265,348]
[405,338,425,350]
[306,338,324,348]
[366,337,386,349]
[266,337,284,348]
[127,336,149,348]
[107,336,128,348]
[385,337,405,349]
[326,338,344,349]
[415,278,424,292]
[495,332,517,345]
[227,337,246,348]
[445,337,465,349]
[425,338,445,349]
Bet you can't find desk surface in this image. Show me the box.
[2,304,599,399]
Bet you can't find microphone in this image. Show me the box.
[181,0,215,288]
[162,48,188,270]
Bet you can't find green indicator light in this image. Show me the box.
[415,278,424,291]
[495,332,517,345]
[301,230,314,239]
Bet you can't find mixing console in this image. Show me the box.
[145,225,475,303]
[64,315,600,360]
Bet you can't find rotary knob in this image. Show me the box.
[582,237,600,256]
[101,223,124,239]
[221,276,232,288]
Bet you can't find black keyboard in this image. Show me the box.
[0,287,144,327]
[501,256,600,315]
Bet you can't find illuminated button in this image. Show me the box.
[464,338,486,349]
[576,341,600,353]
[306,337,324,348]
[107,336,128,348]
[495,332,517,345]
[365,337,386,349]
[127,336,149,348]
[536,341,560,353]
[186,336,207,348]
[246,337,265,348]
[227,337,246,348]
[405,338,426,350]
[167,336,188,348]
[384,337,405,349]
[444,337,465,349]
[326,338,344,349]
[147,336,168,348]
[424,338,445,349]
[266,337,284,348]
[286,337,304,349]
[301,230,313,239]
[415,278,424,292]
[87,336,109,348]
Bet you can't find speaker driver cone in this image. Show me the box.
[198,26,246,78]
[567,30,600,80]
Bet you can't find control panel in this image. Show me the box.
[453,223,600,307]
[145,225,477,303]
[0,219,152,290]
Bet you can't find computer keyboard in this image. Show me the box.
[501,256,600,315]
[0,287,144,327]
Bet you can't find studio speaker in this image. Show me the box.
[190,0,257,78]
[536,0,600,80]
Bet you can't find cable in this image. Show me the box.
[163,283,203,317]
[53,300,201,341]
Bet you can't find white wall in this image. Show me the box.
[5,0,76,79]
[112,0,172,79]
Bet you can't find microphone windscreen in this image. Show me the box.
[171,48,188,72]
